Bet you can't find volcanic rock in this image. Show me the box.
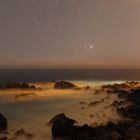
[54,81,76,89]
[0,113,7,132]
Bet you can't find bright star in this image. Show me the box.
[90,45,93,50]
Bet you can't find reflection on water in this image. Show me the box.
[0,81,125,140]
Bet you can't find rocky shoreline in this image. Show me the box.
[0,81,140,140]
[49,81,140,140]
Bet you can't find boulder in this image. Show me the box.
[25,133,34,139]
[0,113,7,132]
[14,129,26,136]
[48,113,76,138]
[54,81,76,89]
[20,83,30,89]
[84,86,90,90]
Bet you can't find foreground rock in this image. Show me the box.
[54,81,76,89]
[50,113,140,140]
[0,113,7,132]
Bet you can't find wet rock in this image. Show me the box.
[15,93,37,101]
[15,129,26,136]
[103,81,140,94]
[0,113,7,132]
[54,81,76,89]
[50,113,140,140]
[48,113,76,138]
[30,85,36,89]
[25,133,34,139]
[84,86,90,90]
[118,91,130,100]
[89,114,94,118]
[48,113,76,126]
[0,82,37,89]
[88,101,100,107]
[117,88,140,120]
[20,83,30,89]
[80,101,87,105]
[126,81,140,87]
[112,101,122,109]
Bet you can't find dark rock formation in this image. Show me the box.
[14,129,34,139]
[20,83,30,89]
[0,113,7,132]
[88,101,100,107]
[50,113,140,140]
[117,88,140,120]
[25,133,34,139]
[84,86,90,90]
[80,101,87,105]
[0,82,37,89]
[102,83,129,92]
[102,81,140,93]
[30,85,36,89]
[15,93,37,101]
[14,129,26,136]
[54,81,76,89]
[48,113,76,138]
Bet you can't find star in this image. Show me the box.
[90,45,93,50]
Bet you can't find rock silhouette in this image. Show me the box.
[54,81,76,89]
[0,113,7,132]
[50,114,140,140]
[0,82,37,89]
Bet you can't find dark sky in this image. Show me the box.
[0,0,140,69]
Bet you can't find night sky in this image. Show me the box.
[0,0,140,69]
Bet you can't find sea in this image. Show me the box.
[0,69,140,82]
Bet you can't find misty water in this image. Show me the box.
[0,80,127,140]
